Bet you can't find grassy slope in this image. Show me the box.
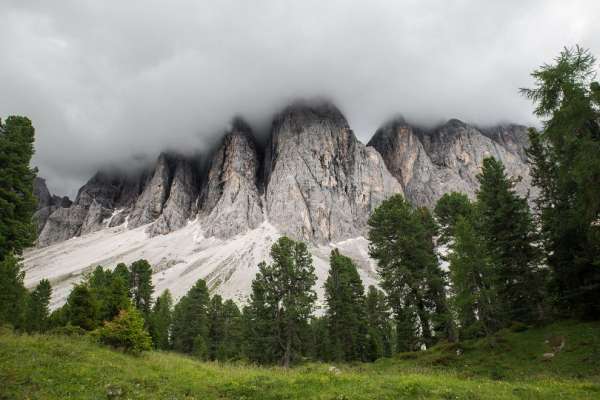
[1,321,599,400]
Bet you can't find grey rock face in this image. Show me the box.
[369,118,534,208]
[37,205,89,246]
[150,156,199,236]
[128,153,173,229]
[264,103,402,243]
[199,119,264,239]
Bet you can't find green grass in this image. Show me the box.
[1,321,599,399]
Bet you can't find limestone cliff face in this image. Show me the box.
[34,101,534,249]
[264,103,402,243]
[368,118,533,207]
[199,119,264,239]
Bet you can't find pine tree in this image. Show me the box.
[521,46,600,319]
[364,286,393,360]
[171,279,210,356]
[434,192,474,244]
[243,281,278,364]
[149,290,173,350]
[0,253,27,328]
[324,249,368,362]
[477,157,544,324]
[368,194,451,351]
[247,237,317,367]
[24,279,52,333]
[448,216,499,338]
[129,259,154,317]
[0,116,37,261]
[67,284,98,331]
[220,299,243,360]
[207,294,225,361]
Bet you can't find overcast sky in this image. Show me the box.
[1,1,599,196]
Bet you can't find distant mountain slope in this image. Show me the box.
[25,101,533,306]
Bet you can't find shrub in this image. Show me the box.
[97,308,151,354]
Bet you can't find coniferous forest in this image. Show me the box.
[1,47,600,398]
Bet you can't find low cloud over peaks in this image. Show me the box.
[1,0,599,196]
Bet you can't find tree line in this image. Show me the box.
[1,46,599,365]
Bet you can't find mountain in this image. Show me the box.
[23,102,533,308]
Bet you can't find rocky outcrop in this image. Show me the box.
[264,102,402,243]
[127,153,173,229]
[369,118,534,208]
[33,101,535,249]
[199,118,264,239]
[149,156,199,236]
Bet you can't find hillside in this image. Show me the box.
[1,321,599,400]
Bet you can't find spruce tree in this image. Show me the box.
[66,284,98,331]
[324,249,368,362]
[434,192,474,244]
[521,46,600,319]
[220,299,243,360]
[171,279,210,356]
[207,294,225,360]
[0,253,27,328]
[247,237,317,367]
[149,290,173,350]
[365,286,393,360]
[448,216,499,338]
[0,116,37,260]
[129,259,154,317]
[477,157,544,324]
[368,194,451,351]
[24,279,52,333]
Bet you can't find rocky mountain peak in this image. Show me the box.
[265,103,402,243]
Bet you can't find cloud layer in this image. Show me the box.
[1,0,599,196]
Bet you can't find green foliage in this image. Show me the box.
[66,284,99,331]
[246,237,317,367]
[449,217,499,338]
[0,116,37,261]
[521,46,600,319]
[148,290,173,350]
[365,285,393,360]
[171,278,210,355]
[97,307,152,354]
[434,192,474,243]
[129,259,154,317]
[88,266,131,323]
[477,157,545,324]
[208,295,243,361]
[368,194,452,351]
[324,249,368,362]
[0,253,27,328]
[24,279,52,333]
[1,320,599,399]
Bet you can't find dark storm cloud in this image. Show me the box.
[1,0,599,196]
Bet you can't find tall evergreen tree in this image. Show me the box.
[247,237,317,367]
[0,116,37,261]
[368,195,451,351]
[219,299,243,360]
[0,253,27,328]
[477,157,544,324]
[324,249,368,362]
[521,46,600,319]
[66,284,98,331]
[171,279,210,356]
[364,286,393,361]
[149,290,173,350]
[24,279,52,333]
[434,192,474,244]
[129,259,154,317]
[207,294,225,361]
[448,216,499,338]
